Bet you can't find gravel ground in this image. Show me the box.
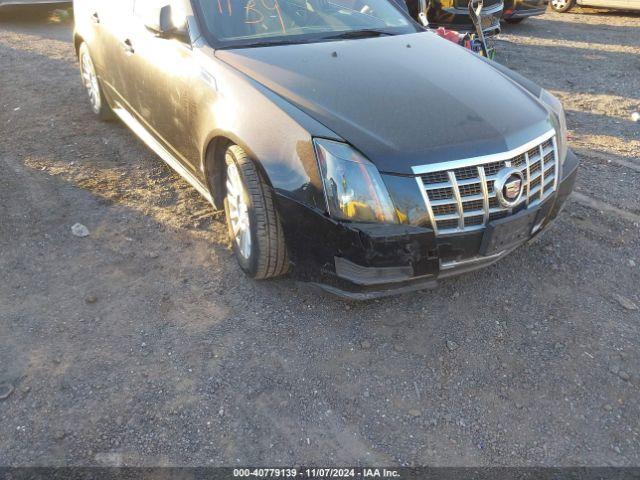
[0,4,639,467]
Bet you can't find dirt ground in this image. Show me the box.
[1,4,639,467]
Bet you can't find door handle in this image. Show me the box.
[91,11,100,24]
[122,38,135,54]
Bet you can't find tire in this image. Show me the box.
[223,145,289,279]
[549,0,575,12]
[78,42,114,121]
[505,17,525,23]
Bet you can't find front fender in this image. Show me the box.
[193,46,340,212]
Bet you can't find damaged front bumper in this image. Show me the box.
[278,150,579,300]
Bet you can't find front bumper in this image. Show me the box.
[503,0,547,18]
[503,6,547,18]
[278,149,579,300]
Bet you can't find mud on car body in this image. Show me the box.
[73,0,579,299]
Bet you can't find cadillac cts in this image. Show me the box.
[73,0,579,299]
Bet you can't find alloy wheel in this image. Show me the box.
[226,163,252,260]
[551,0,568,9]
[80,49,101,114]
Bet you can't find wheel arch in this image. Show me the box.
[73,32,84,58]
[202,132,275,210]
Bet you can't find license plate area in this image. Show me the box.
[479,207,538,256]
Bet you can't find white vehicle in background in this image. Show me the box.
[551,0,640,12]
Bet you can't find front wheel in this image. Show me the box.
[78,42,113,120]
[550,0,575,12]
[224,145,289,280]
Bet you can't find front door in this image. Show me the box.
[122,0,202,175]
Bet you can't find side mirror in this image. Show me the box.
[146,5,189,42]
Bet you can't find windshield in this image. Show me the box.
[194,0,418,48]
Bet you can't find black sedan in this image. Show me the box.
[403,0,504,35]
[73,0,578,299]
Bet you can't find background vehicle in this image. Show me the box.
[550,0,640,12]
[502,0,547,23]
[403,0,504,36]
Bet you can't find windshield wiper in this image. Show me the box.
[318,29,397,41]
[218,29,397,49]
[221,38,315,49]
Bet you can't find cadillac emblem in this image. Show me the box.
[494,167,525,208]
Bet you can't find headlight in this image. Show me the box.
[539,89,568,163]
[313,139,399,224]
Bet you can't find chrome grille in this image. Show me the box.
[412,131,559,236]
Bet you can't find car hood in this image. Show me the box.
[215,32,552,175]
